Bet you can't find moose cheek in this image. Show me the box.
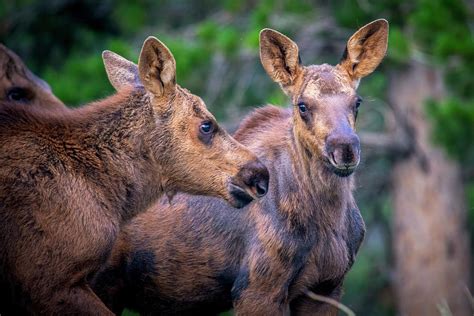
[301,114,310,125]
[299,112,313,129]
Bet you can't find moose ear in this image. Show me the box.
[102,50,140,91]
[259,28,303,87]
[339,19,389,82]
[138,36,176,97]
[0,44,52,92]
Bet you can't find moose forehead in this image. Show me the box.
[191,99,206,117]
[191,98,213,122]
[177,89,212,120]
[297,64,355,102]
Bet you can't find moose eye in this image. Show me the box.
[298,102,307,114]
[354,97,363,120]
[355,96,363,109]
[7,87,32,103]
[199,121,214,134]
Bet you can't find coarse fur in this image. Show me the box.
[92,20,388,315]
[0,37,268,315]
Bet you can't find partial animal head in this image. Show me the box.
[102,37,269,208]
[259,19,388,177]
[0,44,65,110]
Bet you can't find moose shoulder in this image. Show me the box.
[92,20,388,315]
[0,37,268,314]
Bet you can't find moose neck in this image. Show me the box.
[63,88,164,221]
[285,123,353,230]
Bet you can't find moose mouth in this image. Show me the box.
[331,165,356,177]
[325,155,359,178]
[228,183,255,209]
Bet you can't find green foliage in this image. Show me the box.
[283,0,313,14]
[388,27,411,63]
[113,1,148,34]
[411,0,474,173]
[409,0,471,60]
[196,21,239,55]
[427,99,474,164]
[244,0,277,49]
[223,0,244,13]
[122,308,140,316]
[162,36,211,82]
[42,52,111,106]
[358,72,388,101]
[42,39,135,106]
[1,0,119,72]
[267,89,287,106]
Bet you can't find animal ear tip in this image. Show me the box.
[142,36,172,57]
[144,36,160,47]
[102,50,112,59]
[372,19,389,30]
[260,28,279,40]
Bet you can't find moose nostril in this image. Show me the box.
[326,133,360,165]
[252,161,269,198]
[236,160,269,198]
[253,177,268,197]
[342,144,355,163]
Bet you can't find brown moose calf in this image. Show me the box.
[0,37,268,315]
[92,20,388,315]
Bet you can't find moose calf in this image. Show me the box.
[92,20,388,315]
[0,37,268,314]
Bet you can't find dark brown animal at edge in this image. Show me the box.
[0,37,269,315]
[0,44,66,110]
[92,19,388,315]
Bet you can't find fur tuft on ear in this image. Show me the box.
[259,29,302,87]
[339,19,389,81]
[102,50,140,91]
[138,36,176,97]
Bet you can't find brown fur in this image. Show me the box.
[92,20,388,315]
[0,37,268,315]
[0,44,66,110]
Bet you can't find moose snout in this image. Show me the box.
[239,160,269,198]
[229,160,269,208]
[325,133,360,177]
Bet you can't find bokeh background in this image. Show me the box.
[1,0,473,315]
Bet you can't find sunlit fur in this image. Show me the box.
[92,20,388,315]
